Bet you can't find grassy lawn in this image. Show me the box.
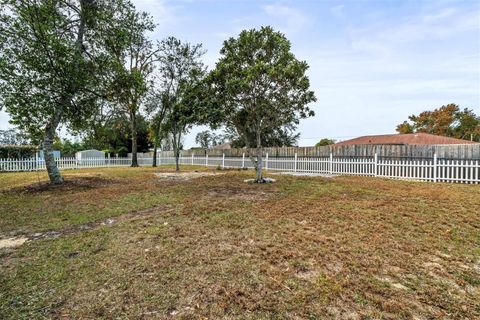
[0,167,479,319]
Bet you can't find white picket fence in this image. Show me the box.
[1,153,479,184]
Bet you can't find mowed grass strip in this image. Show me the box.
[0,167,479,319]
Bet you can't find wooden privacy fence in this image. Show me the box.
[1,153,479,184]
[158,144,480,159]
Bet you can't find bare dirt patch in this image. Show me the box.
[3,204,174,245]
[0,237,28,249]
[10,175,116,194]
[154,171,224,181]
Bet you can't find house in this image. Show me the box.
[335,133,478,146]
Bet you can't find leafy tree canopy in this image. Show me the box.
[225,125,299,148]
[82,113,152,154]
[0,128,30,145]
[206,26,316,180]
[0,0,139,183]
[195,130,226,149]
[106,4,158,166]
[396,104,480,141]
[315,138,336,147]
[155,37,207,170]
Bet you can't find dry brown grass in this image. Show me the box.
[0,167,479,319]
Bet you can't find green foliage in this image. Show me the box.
[105,4,158,165]
[0,129,30,146]
[206,26,316,179]
[106,7,156,110]
[0,0,141,182]
[0,145,37,159]
[195,130,225,149]
[0,0,122,137]
[154,37,207,169]
[315,138,336,147]
[396,121,414,134]
[52,138,84,157]
[82,113,152,154]
[116,146,128,157]
[396,104,480,141]
[207,26,316,143]
[225,125,299,148]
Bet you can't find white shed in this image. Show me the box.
[37,150,61,159]
[75,149,105,160]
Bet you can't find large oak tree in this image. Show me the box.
[396,104,480,141]
[0,0,134,183]
[207,26,316,181]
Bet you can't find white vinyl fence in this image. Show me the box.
[1,153,479,184]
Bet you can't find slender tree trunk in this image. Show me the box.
[44,107,64,184]
[175,148,180,171]
[174,132,181,172]
[130,110,138,167]
[152,144,157,167]
[255,126,263,181]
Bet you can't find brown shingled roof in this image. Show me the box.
[335,133,478,146]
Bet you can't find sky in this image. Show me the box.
[1,0,479,147]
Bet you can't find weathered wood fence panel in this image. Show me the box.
[157,144,480,159]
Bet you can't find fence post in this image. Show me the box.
[191,153,194,165]
[265,152,269,171]
[206,154,208,166]
[222,153,225,169]
[107,153,111,167]
[433,153,437,182]
[374,153,378,177]
[242,153,245,168]
[35,152,38,171]
[294,153,297,172]
[329,153,333,175]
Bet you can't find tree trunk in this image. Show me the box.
[40,0,91,184]
[255,127,263,181]
[44,108,64,184]
[130,111,138,167]
[152,144,157,167]
[175,149,180,171]
[172,129,181,172]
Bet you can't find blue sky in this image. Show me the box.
[1,0,479,147]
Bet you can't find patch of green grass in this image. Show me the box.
[1,228,114,319]
[0,169,182,234]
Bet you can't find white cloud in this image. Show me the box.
[263,3,309,35]
[131,0,180,35]
[293,3,480,144]
[350,6,479,46]
[422,7,457,22]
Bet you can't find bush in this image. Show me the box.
[315,138,336,147]
[0,145,37,159]
[116,146,128,157]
